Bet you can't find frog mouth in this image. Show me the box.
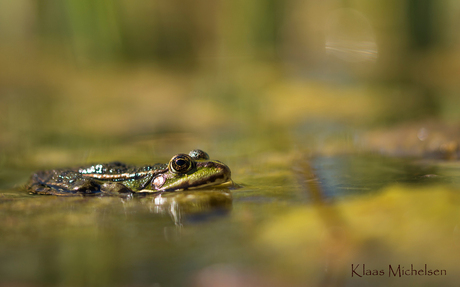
[156,161,231,191]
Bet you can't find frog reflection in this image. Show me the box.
[140,190,233,225]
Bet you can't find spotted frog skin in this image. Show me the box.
[27,149,231,196]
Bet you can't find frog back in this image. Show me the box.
[28,162,167,195]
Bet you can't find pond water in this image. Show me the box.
[1,141,459,287]
[2,1,460,285]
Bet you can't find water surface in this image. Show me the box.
[1,148,459,287]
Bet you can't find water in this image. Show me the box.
[2,1,460,285]
[0,76,458,287]
[1,147,459,287]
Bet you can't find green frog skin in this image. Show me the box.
[27,149,231,196]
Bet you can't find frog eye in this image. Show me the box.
[169,154,195,174]
[189,149,209,160]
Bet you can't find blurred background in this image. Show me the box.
[2,0,460,163]
[2,1,460,287]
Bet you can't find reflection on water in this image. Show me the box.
[310,155,441,199]
[0,187,233,286]
[2,1,460,286]
[143,190,233,226]
[1,152,460,286]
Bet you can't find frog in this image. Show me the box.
[27,149,232,196]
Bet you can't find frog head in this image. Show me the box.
[151,150,232,191]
